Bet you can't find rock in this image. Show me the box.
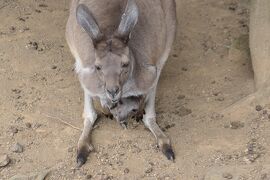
[39,4,48,8]
[182,67,188,71]
[9,26,16,33]
[228,4,237,11]
[145,167,153,174]
[213,92,220,96]
[51,65,57,70]
[68,147,74,153]
[222,172,233,179]
[11,143,24,153]
[0,155,10,167]
[244,153,260,163]
[163,122,176,130]
[26,41,38,50]
[25,122,32,128]
[177,95,186,100]
[175,106,192,117]
[229,121,244,129]
[18,17,26,22]
[244,140,262,163]
[86,174,92,179]
[217,97,225,101]
[9,126,18,134]
[124,168,129,174]
[255,105,263,111]
[261,173,268,180]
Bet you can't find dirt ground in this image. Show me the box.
[1,0,270,179]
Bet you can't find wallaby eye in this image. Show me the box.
[95,65,102,71]
[122,62,129,68]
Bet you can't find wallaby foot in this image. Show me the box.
[143,116,175,161]
[161,143,175,161]
[77,138,94,167]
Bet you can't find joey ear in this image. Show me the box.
[116,0,139,43]
[76,4,103,45]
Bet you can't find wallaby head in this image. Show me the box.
[76,0,139,103]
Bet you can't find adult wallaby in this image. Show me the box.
[66,0,177,166]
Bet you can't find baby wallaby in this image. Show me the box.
[109,96,144,127]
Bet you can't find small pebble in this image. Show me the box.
[68,147,74,153]
[51,65,57,70]
[9,26,16,32]
[213,92,220,96]
[18,17,26,22]
[11,143,24,153]
[39,4,48,7]
[177,95,185,100]
[182,67,188,71]
[261,173,268,180]
[222,172,233,179]
[255,105,263,111]
[217,97,225,101]
[145,167,153,174]
[9,126,18,134]
[26,41,38,50]
[0,155,10,167]
[230,121,244,129]
[25,122,32,128]
[244,153,260,163]
[124,168,130,174]
[86,174,92,179]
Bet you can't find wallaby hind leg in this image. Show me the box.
[142,87,175,160]
[77,89,97,167]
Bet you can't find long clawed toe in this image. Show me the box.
[76,144,94,167]
[77,152,88,167]
[120,121,128,129]
[161,144,175,161]
[77,147,90,167]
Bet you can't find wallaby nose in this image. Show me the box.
[106,86,120,98]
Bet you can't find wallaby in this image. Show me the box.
[66,0,177,166]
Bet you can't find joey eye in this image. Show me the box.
[121,62,129,68]
[95,65,102,71]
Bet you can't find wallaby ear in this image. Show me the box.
[116,0,139,43]
[76,4,103,45]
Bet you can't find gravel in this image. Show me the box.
[0,155,10,167]
[255,105,263,111]
[222,172,233,179]
[11,143,24,153]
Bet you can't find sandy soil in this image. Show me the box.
[1,0,270,179]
